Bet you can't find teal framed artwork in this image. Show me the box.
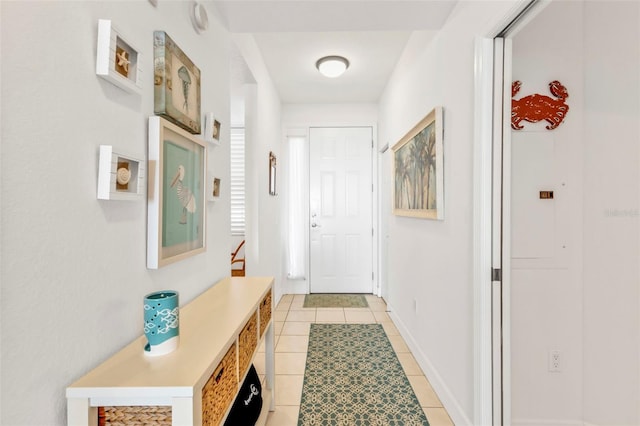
[148,116,207,269]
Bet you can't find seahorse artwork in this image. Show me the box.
[178,66,191,113]
[511,80,569,130]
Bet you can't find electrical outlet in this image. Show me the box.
[549,350,561,372]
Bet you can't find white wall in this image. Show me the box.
[377,2,524,423]
[282,103,378,127]
[232,34,285,303]
[1,2,231,424]
[582,1,640,424]
[510,2,640,425]
[510,1,585,423]
[502,1,640,424]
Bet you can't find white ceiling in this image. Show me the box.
[253,31,414,103]
[214,1,457,105]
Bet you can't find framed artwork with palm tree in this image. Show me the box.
[147,116,207,269]
[392,106,444,220]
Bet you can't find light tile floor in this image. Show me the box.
[256,294,455,426]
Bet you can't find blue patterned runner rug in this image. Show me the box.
[298,323,429,425]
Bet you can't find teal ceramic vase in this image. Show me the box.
[143,290,179,356]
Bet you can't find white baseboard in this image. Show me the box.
[283,278,309,295]
[387,303,472,426]
[513,419,584,426]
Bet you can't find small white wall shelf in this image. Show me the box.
[96,19,143,94]
[97,145,145,200]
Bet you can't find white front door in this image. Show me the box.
[309,127,373,294]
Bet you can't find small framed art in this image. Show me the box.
[97,145,145,200]
[153,31,201,134]
[204,113,221,145]
[269,151,277,196]
[147,116,207,269]
[96,20,142,94]
[207,171,221,201]
[213,178,221,198]
[392,106,444,220]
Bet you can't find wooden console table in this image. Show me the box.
[66,277,275,426]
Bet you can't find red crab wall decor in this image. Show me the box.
[511,80,569,130]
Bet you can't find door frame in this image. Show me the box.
[283,122,379,296]
[473,1,549,424]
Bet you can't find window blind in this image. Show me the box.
[230,128,245,236]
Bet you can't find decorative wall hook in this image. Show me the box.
[511,80,570,130]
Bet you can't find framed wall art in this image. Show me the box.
[269,151,277,196]
[213,178,221,198]
[147,116,207,269]
[392,106,444,220]
[207,170,221,201]
[204,112,221,145]
[97,145,145,200]
[153,31,201,134]
[96,19,142,94]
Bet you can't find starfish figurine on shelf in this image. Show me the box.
[116,49,130,73]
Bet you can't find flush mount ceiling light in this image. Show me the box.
[315,55,350,78]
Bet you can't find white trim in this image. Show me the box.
[473,2,553,425]
[473,36,495,426]
[90,396,172,407]
[371,123,380,296]
[512,419,584,426]
[501,37,514,426]
[377,138,387,298]
[501,0,553,39]
[388,306,471,426]
[283,121,379,296]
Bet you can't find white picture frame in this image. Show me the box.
[96,19,143,94]
[147,117,207,269]
[97,145,145,200]
[203,113,221,145]
[207,170,221,202]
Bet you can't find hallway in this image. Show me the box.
[257,294,454,425]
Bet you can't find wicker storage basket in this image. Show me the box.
[259,290,272,337]
[202,344,238,426]
[238,312,258,379]
[98,406,171,426]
